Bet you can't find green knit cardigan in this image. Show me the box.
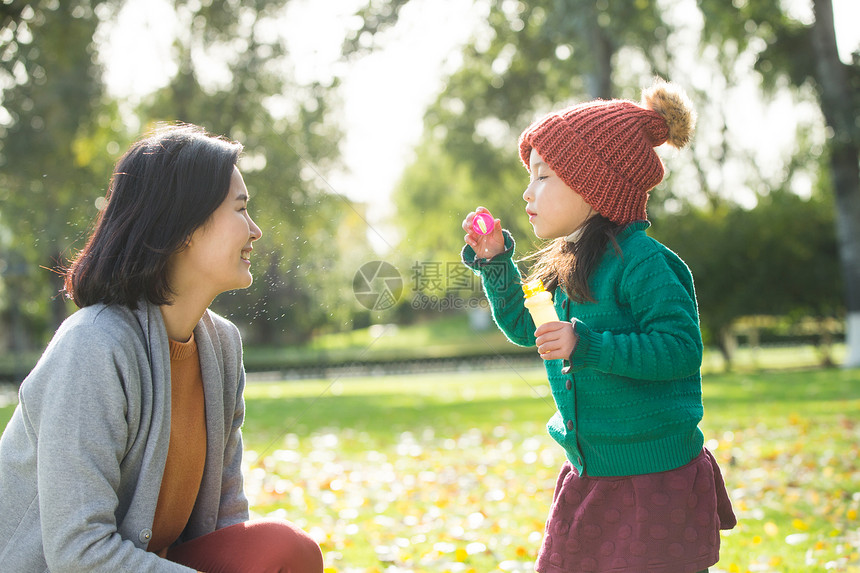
[462,221,705,477]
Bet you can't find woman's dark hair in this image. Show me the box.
[64,123,243,309]
[523,214,624,303]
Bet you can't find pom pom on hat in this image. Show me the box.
[642,79,696,148]
[518,79,696,225]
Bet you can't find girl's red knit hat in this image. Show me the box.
[518,80,696,225]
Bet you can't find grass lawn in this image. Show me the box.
[1,362,858,572]
[235,366,860,573]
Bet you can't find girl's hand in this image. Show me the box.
[462,206,504,259]
[534,321,578,361]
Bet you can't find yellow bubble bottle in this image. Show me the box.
[522,279,559,327]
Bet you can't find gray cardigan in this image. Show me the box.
[0,301,250,572]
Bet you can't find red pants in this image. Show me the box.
[166,519,323,573]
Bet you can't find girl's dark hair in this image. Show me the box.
[523,214,624,303]
[64,124,243,309]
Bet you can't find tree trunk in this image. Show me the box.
[718,326,736,372]
[560,0,614,99]
[810,0,860,368]
[587,24,613,98]
[579,2,613,99]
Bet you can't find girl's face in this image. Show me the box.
[170,166,263,298]
[523,148,594,240]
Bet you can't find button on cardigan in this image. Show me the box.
[463,221,705,477]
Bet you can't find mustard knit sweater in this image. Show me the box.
[148,335,207,555]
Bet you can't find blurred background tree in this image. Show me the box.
[696,0,860,364]
[0,0,375,353]
[0,0,856,372]
[0,1,118,354]
[346,0,855,366]
[135,0,363,345]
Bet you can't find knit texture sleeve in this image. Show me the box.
[461,230,537,347]
[571,248,703,380]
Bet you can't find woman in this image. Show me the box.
[0,124,324,572]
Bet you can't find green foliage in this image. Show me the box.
[698,0,834,94]
[393,135,530,260]
[352,0,849,347]
[651,191,841,348]
[341,0,412,55]
[131,1,370,344]
[0,1,118,348]
[695,1,860,367]
[411,0,676,198]
[375,0,685,272]
[0,0,376,348]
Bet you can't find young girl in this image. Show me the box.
[462,81,735,573]
[0,125,323,573]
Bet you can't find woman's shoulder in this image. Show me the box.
[38,305,152,374]
[21,304,149,399]
[53,303,145,350]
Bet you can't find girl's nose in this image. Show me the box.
[522,184,532,202]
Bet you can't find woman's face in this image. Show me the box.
[523,148,594,240]
[170,166,263,298]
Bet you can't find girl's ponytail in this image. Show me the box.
[524,214,622,303]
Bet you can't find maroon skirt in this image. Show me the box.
[535,448,736,573]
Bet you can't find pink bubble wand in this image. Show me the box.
[471,212,495,235]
